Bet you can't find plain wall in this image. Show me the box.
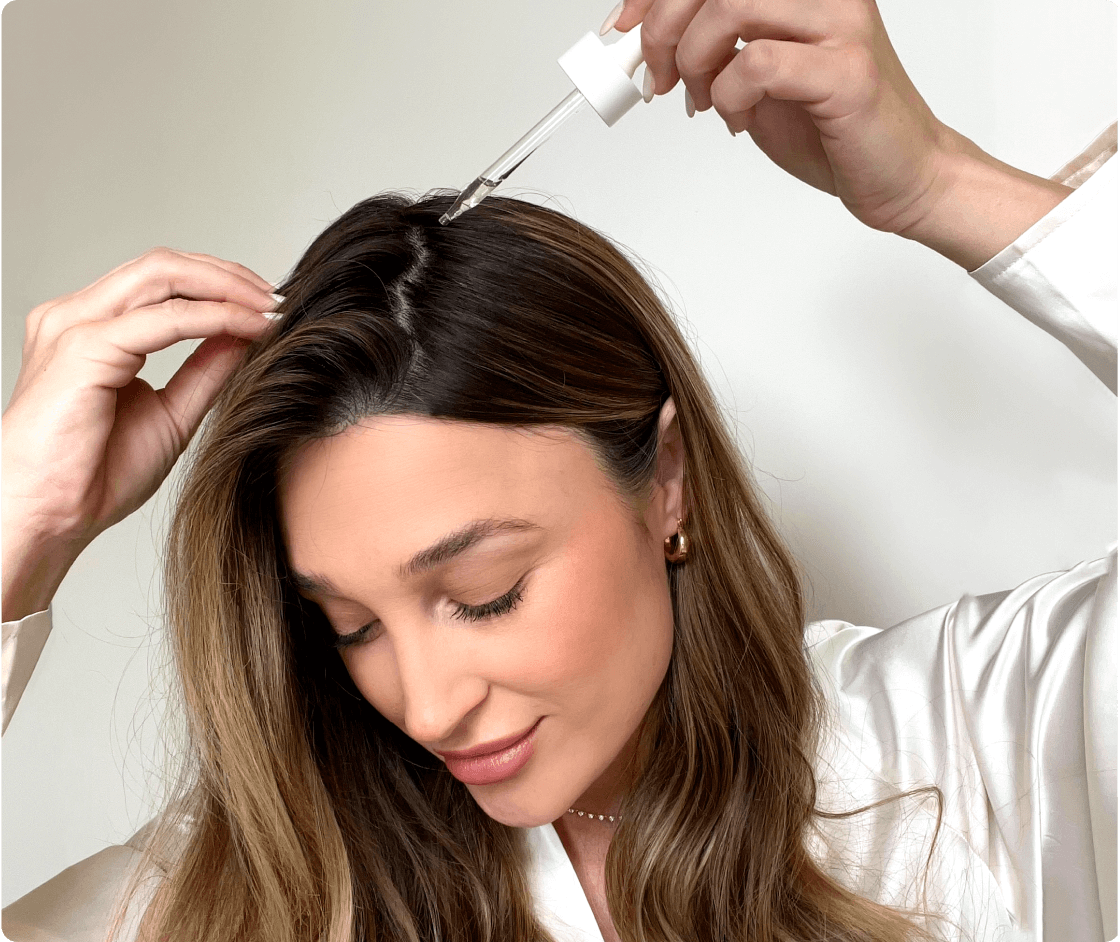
[2,0,1115,907]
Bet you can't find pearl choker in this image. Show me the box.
[567,808,620,823]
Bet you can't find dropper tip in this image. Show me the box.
[439,197,468,225]
[439,176,499,228]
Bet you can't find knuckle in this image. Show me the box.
[146,245,176,262]
[844,44,878,92]
[742,39,780,82]
[25,301,51,334]
[136,246,177,275]
[225,263,256,284]
[55,321,93,354]
[713,0,747,20]
[25,298,71,342]
[164,296,192,318]
[638,10,675,50]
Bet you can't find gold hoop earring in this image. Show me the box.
[664,518,689,563]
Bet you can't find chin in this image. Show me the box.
[467,784,568,829]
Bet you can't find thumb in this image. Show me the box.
[158,334,252,444]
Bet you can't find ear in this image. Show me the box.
[647,397,685,543]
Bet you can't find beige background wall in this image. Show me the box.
[3,0,1116,906]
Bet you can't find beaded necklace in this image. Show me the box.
[567,808,620,823]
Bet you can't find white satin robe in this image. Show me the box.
[3,153,1116,942]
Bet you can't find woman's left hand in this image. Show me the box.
[606,0,1071,269]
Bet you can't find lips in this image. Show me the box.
[436,718,542,786]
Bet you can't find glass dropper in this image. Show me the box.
[439,26,645,226]
[439,89,588,226]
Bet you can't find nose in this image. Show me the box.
[392,628,489,747]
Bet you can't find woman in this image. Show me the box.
[2,1,1114,940]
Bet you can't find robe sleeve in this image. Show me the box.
[969,151,1116,937]
[2,608,54,735]
[3,150,1114,942]
[969,152,1117,392]
[1,840,154,942]
[808,153,1117,941]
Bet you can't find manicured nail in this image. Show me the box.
[685,89,696,118]
[599,1,624,36]
[262,311,283,321]
[642,68,655,104]
[726,122,737,137]
[270,292,286,306]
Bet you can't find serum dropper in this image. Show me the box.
[439,26,646,225]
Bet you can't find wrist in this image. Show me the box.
[897,130,1073,271]
[2,524,83,622]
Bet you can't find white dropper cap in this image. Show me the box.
[557,27,645,127]
[438,26,647,225]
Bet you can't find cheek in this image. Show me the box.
[520,524,674,700]
[334,529,674,723]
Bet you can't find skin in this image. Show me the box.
[2,248,278,622]
[609,0,1071,269]
[280,411,684,942]
[0,1,1082,938]
[278,406,684,831]
[3,2,1072,625]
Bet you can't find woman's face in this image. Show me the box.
[279,404,684,828]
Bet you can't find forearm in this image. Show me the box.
[899,128,1073,272]
[2,524,81,622]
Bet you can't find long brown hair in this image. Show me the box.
[119,193,944,941]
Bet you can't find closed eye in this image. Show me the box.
[331,576,527,650]
[332,621,378,650]
[451,575,526,623]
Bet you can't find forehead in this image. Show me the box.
[279,417,619,574]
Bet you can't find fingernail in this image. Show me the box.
[599,1,624,36]
[642,68,655,104]
[726,122,737,137]
[262,311,282,322]
[685,89,696,119]
[270,292,286,306]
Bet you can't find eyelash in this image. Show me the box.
[331,577,527,650]
[452,577,527,623]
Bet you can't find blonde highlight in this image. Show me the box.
[109,193,948,942]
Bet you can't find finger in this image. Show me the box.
[744,99,838,194]
[687,46,739,117]
[42,250,278,340]
[638,0,706,97]
[611,0,653,33]
[172,250,276,294]
[156,334,252,442]
[98,298,274,358]
[678,0,833,111]
[90,247,277,296]
[95,249,278,314]
[53,299,272,391]
[710,40,871,132]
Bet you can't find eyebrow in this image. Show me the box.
[288,517,542,597]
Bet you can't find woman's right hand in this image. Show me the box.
[2,248,278,621]
[610,0,1073,270]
